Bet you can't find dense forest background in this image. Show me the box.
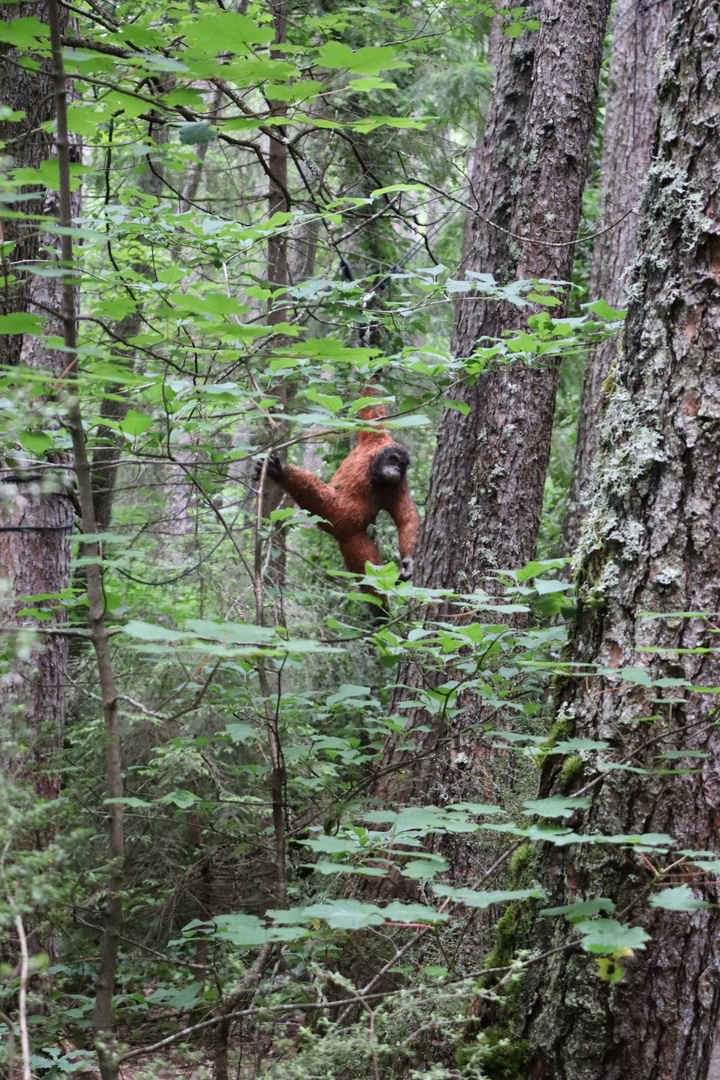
[2,0,720,1078]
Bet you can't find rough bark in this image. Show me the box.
[0,1,72,798]
[381,0,609,800]
[461,0,611,586]
[561,0,672,554]
[379,7,538,784]
[415,9,538,593]
[0,480,72,799]
[0,2,59,364]
[498,5,720,1076]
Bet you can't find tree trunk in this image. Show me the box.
[0,2,60,363]
[260,0,290,589]
[381,5,538,773]
[561,0,672,554]
[0,1,72,799]
[499,4,720,1076]
[461,0,611,586]
[415,8,538,594]
[381,0,609,798]
[0,482,72,799]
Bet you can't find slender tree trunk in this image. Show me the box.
[47,6,124,1077]
[261,0,290,588]
[561,0,671,554]
[498,5,720,1076]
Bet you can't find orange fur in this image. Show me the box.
[271,392,420,589]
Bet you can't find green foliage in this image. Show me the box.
[0,1,715,1076]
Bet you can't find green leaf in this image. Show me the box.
[288,900,385,930]
[12,159,89,192]
[433,886,547,908]
[183,13,274,55]
[575,918,649,955]
[534,578,572,595]
[315,42,408,75]
[123,621,190,642]
[649,885,711,912]
[442,398,470,415]
[212,914,271,945]
[178,122,218,145]
[526,291,562,307]
[225,722,257,744]
[162,790,198,809]
[149,983,202,1010]
[0,16,49,48]
[0,312,46,334]
[363,806,479,834]
[105,797,152,808]
[402,856,449,880]
[548,738,610,754]
[299,834,361,854]
[326,684,371,706]
[516,559,566,583]
[120,409,153,437]
[67,104,107,136]
[184,619,276,644]
[18,430,53,454]
[381,901,448,924]
[446,802,506,815]
[305,387,343,413]
[585,297,625,321]
[619,666,653,686]
[523,796,590,819]
[541,898,615,922]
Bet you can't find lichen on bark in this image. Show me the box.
[476,3,720,1076]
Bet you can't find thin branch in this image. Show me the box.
[14,914,31,1080]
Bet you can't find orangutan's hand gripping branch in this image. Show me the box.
[264,397,420,594]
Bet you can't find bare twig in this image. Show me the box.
[14,914,31,1080]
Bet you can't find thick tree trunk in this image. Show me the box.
[461,0,611,585]
[0,2,59,362]
[377,10,538,804]
[0,482,72,799]
[381,0,609,798]
[0,1,72,797]
[415,9,538,593]
[561,0,672,554]
[499,5,720,1076]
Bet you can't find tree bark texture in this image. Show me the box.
[461,0,611,586]
[381,0,609,799]
[499,5,720,1076]
[0,1,73,797]
[378,9,539,803]
[0,483,72,798]
[415,9,538,593]
[561,0,672,554]
[0,2,63,364]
